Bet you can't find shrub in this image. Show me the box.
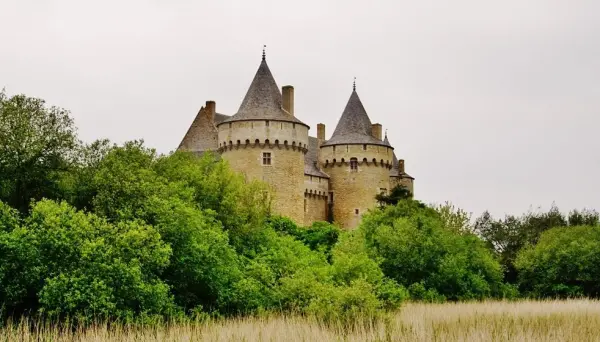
[0,200,176,320]
[516,225,600,298]
[360,199,507,301]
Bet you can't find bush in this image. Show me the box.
[268,216,341,259]
[0,200,177,321]
[515,225,600,298]
[360,199,508,301]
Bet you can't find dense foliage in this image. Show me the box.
[360,200,514,301]
[516,225,600,298]
[474,206,599,284]
[1,90,599,323]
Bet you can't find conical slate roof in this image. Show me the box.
[383,133,392,147]
[322,90,390,147]
[220,58,307,126]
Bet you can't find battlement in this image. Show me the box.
[178,52,414,229]
[218,119,309,153]
[319,143,393,169]
[218,138,308,153]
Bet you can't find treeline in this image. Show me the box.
[0,91,598,323]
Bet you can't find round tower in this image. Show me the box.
[216,54,309,224]
[319,87,393,229]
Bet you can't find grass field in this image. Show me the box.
[2,300,600,341]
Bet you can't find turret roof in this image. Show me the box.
[322,90,390,147]
[304,136,330,178]
[220,58,307,126]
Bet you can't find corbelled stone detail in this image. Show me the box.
[177,53,415,229]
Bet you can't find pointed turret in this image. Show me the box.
[383,132,390,145]
[220,55,307,126]
[322,88,388,147]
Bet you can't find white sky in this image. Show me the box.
[1,0,599,218]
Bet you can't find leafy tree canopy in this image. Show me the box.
[0,91,78,213]
[516,225,600,298]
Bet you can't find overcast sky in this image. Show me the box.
[1,0,598,219]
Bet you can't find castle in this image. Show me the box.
[178,51,414,229]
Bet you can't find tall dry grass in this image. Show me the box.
[2,299,600,341]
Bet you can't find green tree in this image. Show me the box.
[376,184,412,207]
[0,91,78,213]
[433,201,474,235]
[361,199,510,301]
[60,139,113,211]
[568,209,599,226]
[268,216,341,260]
[516,225,600,298]
[0,200,176,320]
[475,204,594,283]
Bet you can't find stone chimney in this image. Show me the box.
[317,123,326,146]
[282,85,294,116]
[371,123,382,141]
[205,100,216,122]
[399,159,405,173]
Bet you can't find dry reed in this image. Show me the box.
[2,299,600,341]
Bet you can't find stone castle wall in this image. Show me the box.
[390,176,414,195]
[319,144,393,229]
[217,120,309,151]
[303,174,329,225]
[217,119,308,224]
[304,194,328,226]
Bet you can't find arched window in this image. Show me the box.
[350,158,358,171]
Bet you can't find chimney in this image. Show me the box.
[371,123,382,140]
[205,100,216,122]
[282,85,294,116]
[317,123,326,146]
[399,159,405,173]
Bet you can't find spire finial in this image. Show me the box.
[385,129,388,138]
[262,45,266,61]
[353,77,356,91]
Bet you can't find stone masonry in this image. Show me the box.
[177,52,414,229]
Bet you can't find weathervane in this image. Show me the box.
[262,45,266,61]
[353,77,356,91]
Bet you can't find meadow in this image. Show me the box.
[3,300,599,341]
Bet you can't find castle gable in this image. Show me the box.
[178,102,229,155]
